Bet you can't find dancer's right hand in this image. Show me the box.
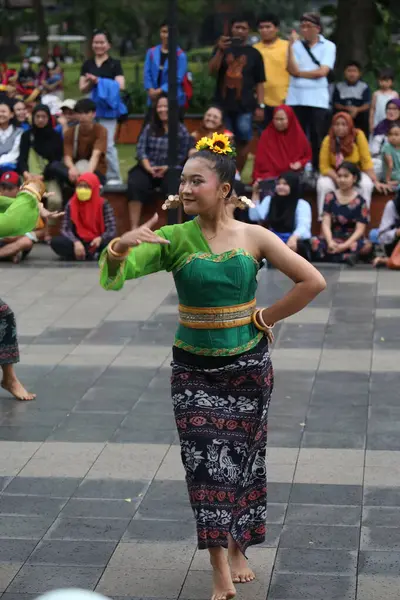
[115,213,170,252]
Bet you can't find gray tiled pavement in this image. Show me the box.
[0,255,400,599]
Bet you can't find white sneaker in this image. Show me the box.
[107,179,123,186]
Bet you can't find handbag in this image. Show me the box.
[387,239,400,269]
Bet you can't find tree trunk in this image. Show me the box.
[335,0,376,71]
[32,0,48,57]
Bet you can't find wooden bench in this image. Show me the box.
[103,185,394,237]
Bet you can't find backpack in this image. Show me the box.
[149,46,192,109]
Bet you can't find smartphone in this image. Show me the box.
[230,37,242,47]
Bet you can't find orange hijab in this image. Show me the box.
[329,112,358,157]
[69,173,105,242]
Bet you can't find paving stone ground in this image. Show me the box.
[0,251,399,600]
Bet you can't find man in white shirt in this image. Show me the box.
[287,13,336,169]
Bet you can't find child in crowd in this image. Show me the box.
[312,162,371,265]
[382,122,400,188]
[372,190,400,267]
[249,171,312,258]
[369,68,398,134]
[333,61,371,137]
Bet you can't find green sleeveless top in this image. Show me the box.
[99,219,263,356]
[0,191,39,237]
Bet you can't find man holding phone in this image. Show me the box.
[209,15,265,172]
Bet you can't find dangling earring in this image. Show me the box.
[229,192,255,210]
[162,194,181,210]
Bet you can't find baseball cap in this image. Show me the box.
[0,171,20,186]
[60,99,76,111]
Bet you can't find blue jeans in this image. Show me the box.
[224,112,253,142]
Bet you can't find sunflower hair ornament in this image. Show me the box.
[195,132,236,158]
[162,194,181,210]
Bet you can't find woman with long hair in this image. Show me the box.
[317,112,386,218]
[127,94,194,228]
[100,133,325,600]
[312,161,372,265]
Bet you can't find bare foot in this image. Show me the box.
[1,378,36,401]
[209,549,236,600]
[228,536,255,584]
[11,252,22,264]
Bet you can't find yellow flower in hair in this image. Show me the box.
[195,136,213,151]
[210,132,232,155]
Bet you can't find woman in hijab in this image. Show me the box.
[370,99,400,179]
[51,172,116,261]
[248,171,312,257]
[253,105,312,182]
[317,112,386,218]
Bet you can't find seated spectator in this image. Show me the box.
[312,162,371,264]
[0,101,22,175]
[253,105,312,182]
[370,99,400,178]
[382,123,400,188]
[12,100,30,131]
[249,171,312,257]
[333,61,371,138]
[51,173,116,261]
[17,103,63,179]
[127,94,194,228]
[58,99,77,134]
[16,60,39,103]
[191,105,233,143]
[0,171,41,262]
[372,190,400,267]
[317,112,384,218]
[63,98,107,185]
[369,68,398,134]
[40,60,64,99]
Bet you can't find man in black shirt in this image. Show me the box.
[209,16,266,172]
[79,30,125,184]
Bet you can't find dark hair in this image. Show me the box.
[344,60,362,71]
[75,98,97,114]
[205,104,224,118]
[150,94,168,137]
[378,68,394,81]
[257,14,280,27]
[159,21,168,29]
[190,149,236,198]
[92,29,112,44]
[0,99,13,112]
[388,122,400,134]
[231,14,250,27]
[337,161,361,184]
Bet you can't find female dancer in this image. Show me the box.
[100,134,326,600]
[0,177,48,400]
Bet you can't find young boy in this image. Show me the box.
[333,60,371,137]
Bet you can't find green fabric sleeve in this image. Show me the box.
[99,228,171,291]
[0,192,39,237]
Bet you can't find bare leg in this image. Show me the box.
[1,364,35,401]
[228,534,255,583]
[208,546,236,600]
[235,141,251,173]
[0,237,33,260]
[128,201,142,229]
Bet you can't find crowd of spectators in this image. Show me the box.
[0,12,399,267]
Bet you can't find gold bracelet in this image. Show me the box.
[107,237,129,259]
[258,309,275,330]
[252,309,266,332]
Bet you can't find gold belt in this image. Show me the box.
[179,299,256,330]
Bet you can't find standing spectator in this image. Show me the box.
[370,69,398,134]
[287,12,336,170]
[317,112,385,217]
[0,101,22,175]
[63,98,107,186]
[79,30,125,184]
[143,21,188,115]
[127,94,194,228]
[51,173,116,261]
[209,15,265,172]
[332,61,371,138]
[253,14,290,128]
